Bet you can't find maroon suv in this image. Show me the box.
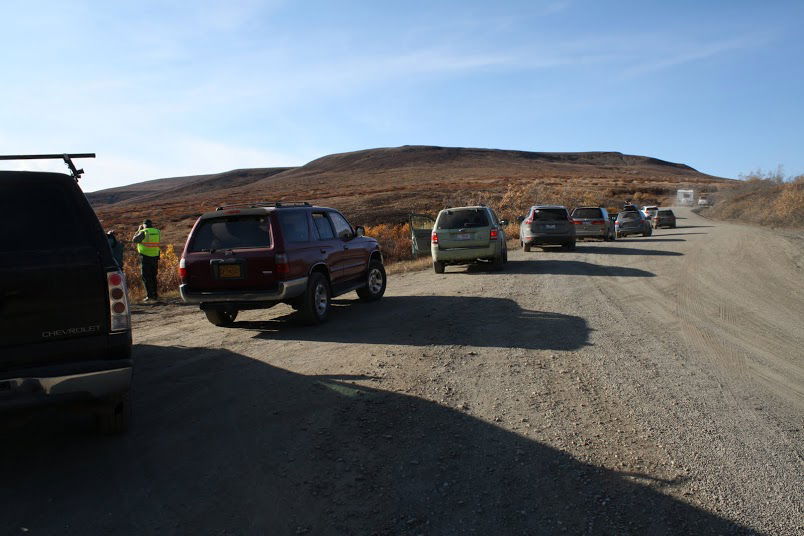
[179,202,386,326]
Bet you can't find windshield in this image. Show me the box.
[437,209,489,229]
[572,208,602,219]
[658,210,674,216]
[530,208,568,221]
[190,215,271,252]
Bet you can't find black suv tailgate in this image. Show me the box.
[0,172,126,372]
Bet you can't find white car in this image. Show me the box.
[641,205,659,221]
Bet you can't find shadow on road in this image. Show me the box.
[675,225,713,229]
[613,238,686,243]
[499,260,655,278]
[0,344,751,535]
[574,245,684,256]
[244,295,589,351]
[659,232,709,237]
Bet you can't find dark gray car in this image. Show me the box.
[520,205,576,252]
[615,210,652,238]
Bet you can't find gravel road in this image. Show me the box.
[2,208,802,535]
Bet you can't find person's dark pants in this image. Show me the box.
[140,254,160,299]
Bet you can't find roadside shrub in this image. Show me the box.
[504,222,520,241]
[122,244,181,301]
[363,223,414,264]
[498,181,619,222]
[707,170,804,228]
[158,245,181,295]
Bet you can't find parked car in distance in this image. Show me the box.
[615,210,653,238]
[570,206,614,241]
[698,196,712,207]
[0,167,133,434]
[180,202,386,326]
[653,209,677,228]
[520,205,576,252]
[411,206,508,273]
[641,205,659,221]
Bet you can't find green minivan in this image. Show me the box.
[410,205,508,273]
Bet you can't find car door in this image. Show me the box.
[328,211,366,281]
[409,214,435,256]
[311,211,344,283]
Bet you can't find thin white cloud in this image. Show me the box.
[620,34,770,78]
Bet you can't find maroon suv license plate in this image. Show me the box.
[219,265,242,278]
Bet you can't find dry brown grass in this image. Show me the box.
[363,223,413,264]
[706,172,803,228]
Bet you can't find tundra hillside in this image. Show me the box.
[91,145,731,246]
[702,170,804,228]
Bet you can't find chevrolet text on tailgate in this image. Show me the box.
[0,154,133,434]
[180,202,386,326]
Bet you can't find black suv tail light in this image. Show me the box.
[107,271,131,332]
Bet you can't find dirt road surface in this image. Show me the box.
[2,208,802,535]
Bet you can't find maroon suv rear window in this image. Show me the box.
[190,216,271,252]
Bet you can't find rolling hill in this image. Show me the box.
[91,145,732,247]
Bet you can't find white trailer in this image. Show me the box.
[677,189,694,206]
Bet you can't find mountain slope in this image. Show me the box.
[92,145,731,246]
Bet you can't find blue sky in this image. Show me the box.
[1,0,802,191]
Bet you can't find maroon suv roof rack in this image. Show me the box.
[215,201,311,211]
[0,153,96,181]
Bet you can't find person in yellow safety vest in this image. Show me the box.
[131,219,161,302]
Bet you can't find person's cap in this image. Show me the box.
[143,219,152,227]
[106,230,116,236]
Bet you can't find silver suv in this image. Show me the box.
[520,205,576,252]
[570,206,614,241]
[410,206,508,273]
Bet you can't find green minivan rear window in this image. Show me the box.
[437,209,489,229]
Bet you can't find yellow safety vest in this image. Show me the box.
[137,227,161,257]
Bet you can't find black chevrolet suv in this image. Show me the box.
[0,157,132,434]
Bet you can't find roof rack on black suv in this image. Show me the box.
[215,201,311,211]
[0,153,96,181]
[0,153,133,434]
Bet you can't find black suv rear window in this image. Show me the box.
[0,180,93,252]
[437,209,489,229]
[530,208,568,221]
[572,208,602,219]
[190,216,271,252]
[618,212,641,221]
[658,210,674,216]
